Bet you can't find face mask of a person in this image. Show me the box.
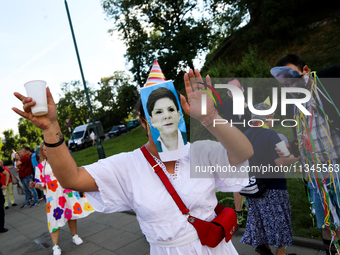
[270,66,310,98]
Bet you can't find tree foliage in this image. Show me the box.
[56,80,95,138]
[1,128,35,164]
[96,71,138,129]
[18,117,43,148]
[205,0,249,48]
[101,0,212,88]
[1,129,19,164]
[205,0,340,47]
[202,46,270,78]
[0,139,3,160]
[202,46,274,115]
[56,71,138,135]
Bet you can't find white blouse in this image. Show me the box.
[84,141,248,255]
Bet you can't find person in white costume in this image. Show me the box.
[13,69,253,255]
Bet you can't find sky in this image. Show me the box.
[0,0,130,138]
[0,1,207,140]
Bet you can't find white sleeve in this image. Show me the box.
[34,163,46,188]
[83,151,137,213]
[190,140,249,192]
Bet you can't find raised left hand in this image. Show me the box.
[181,69,214,121]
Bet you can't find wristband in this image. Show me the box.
[44,135,64,147]
[200,109,219,127]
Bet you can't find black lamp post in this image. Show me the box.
[64,0,105,159]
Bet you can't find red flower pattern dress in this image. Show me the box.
[35,160,94,233]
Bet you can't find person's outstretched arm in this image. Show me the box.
[181,69,253,166]
[12,88,98,192]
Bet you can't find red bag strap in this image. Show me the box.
[140,145,190,215]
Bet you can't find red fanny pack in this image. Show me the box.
[140,146,237,248]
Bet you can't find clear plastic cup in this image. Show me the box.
[276,140,290,157]
[24,80,48,116]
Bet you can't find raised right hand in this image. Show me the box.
[12,87,58,131]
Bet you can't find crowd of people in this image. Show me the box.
[0,145,94,254]
[0,54,338,255]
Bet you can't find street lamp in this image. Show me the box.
[64,0,106,159]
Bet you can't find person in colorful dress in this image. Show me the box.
[29,143,94,255]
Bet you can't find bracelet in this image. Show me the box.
[44,135,64,147]
[200,109,219,127]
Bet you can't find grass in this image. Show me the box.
[71,126,148,167]
[71,124,321,240]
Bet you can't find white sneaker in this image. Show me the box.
[72,234,83,245]
[52,244,61,255]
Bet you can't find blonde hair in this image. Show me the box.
[39,142,46,162]
[15,153,20,161]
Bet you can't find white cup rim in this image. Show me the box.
[24,80,47,87]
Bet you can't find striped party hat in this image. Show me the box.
[144,59,166,87]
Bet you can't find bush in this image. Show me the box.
[203,46,271,79]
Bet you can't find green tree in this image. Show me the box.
[116,83,139,119]
[56,80,95,138]
[1,129,19,163]
[204,0,333,44]
[18,117,43,148]
[206,0,249,48]
[0,139,3,160]
[101,0,212,88]
[96,71,138,129]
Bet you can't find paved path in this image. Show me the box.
[0,169,327,254]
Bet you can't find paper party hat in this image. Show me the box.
[263,96,271,106]
[144,59,166,87]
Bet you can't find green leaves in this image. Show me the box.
[102,0,212,88]
[1,130,18,162]
[56,80,94,139]
[96,71,138,129]
[56,71,138,137]
[18,117,43,148]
